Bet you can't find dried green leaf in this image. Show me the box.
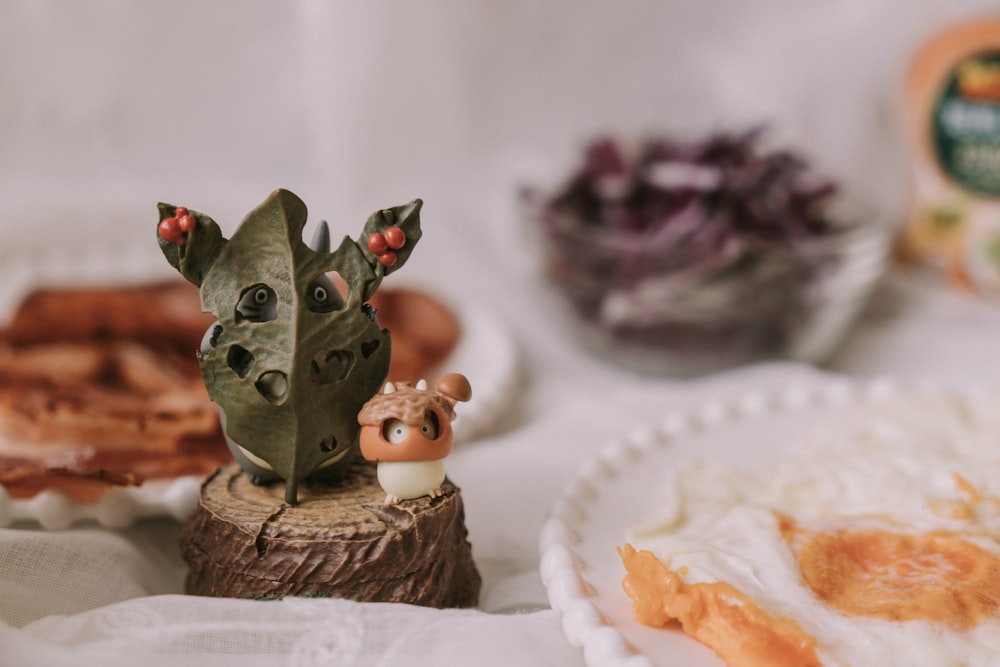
[157,189,422,504]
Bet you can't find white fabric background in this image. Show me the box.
[2,1,1000,665]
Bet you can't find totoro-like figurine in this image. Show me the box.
[156,188,422,504]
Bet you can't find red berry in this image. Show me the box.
[178,214,196,233]
[384,226,406,249]
[159,218,176,234]
[367,232,388,255]
[175,206,189,217]
[378,250,397,266]
[158,218,185,245]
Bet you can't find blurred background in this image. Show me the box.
[1,0,998,373]
[0,0,989,238]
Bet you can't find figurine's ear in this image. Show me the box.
[156,203,226,287]
[310,220,331,253]
[356,199,423,299]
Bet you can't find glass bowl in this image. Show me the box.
[524,134,893,377]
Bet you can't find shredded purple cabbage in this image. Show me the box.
[527,131,860,374]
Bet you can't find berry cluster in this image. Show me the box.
[367,227,406,266]
[158,207,196,245]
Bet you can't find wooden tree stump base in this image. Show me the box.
[180,460,481,607]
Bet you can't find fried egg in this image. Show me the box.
[621,388,1000,666]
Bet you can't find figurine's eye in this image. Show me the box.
[383,419,409,444]
[199,321,223,355]
[306,273,346,313]
[236,284,277,323]
[420,410,440,439]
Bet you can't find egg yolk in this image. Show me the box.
[621,513,1000,667]
[619,545,823,667]
[778,515,1000,629]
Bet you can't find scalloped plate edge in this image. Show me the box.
[0,475,203,530]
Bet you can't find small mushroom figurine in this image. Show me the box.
[358,373,472,504]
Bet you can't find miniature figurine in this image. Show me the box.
[156,188,422,504]
[358,373,472,504]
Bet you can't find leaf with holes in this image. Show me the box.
[156,189,422,504]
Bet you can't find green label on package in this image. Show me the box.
[933,51,1000,198]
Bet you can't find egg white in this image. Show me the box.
[628,388,1000,666]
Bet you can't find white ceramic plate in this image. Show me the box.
[434,292,518,445]
[0,242,518,529]
[0,476,204,530]
[538,375,964,667]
